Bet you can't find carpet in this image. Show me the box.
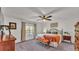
[16,39,74,51]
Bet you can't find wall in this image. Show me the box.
[36,23,46,34]
[4,17,21,43]
[0,12,4,25]
[36,22,51,34]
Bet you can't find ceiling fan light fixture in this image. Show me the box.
[43,19,46,22]
[38,15,52,21]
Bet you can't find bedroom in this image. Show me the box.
[0,7,79,51]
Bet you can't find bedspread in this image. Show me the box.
[36,34,62,47]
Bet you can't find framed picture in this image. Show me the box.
[9,22,16,29]
[50,22,58,28]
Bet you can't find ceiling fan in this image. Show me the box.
[38,15,52,21]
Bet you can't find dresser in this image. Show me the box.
[0,35,16,51]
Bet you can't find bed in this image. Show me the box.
[36,28,62,47]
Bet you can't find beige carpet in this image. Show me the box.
[16,39,74,51]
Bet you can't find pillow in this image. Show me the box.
[36,34,45,38]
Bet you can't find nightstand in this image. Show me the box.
[63,35,71,42]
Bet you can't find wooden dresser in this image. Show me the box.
[0,35,16,51]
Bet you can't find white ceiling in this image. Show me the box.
[1,7,79,22]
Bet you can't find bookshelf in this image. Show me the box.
[75,22,79,51]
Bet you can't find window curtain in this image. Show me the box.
[21,22,26,42]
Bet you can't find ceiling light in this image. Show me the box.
[43,19,46,22]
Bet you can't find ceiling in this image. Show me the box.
[1,7,79,22]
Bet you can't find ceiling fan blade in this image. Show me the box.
[39,16,43,18]
[45,7,65,15]
[46,19,52,21]
[28,7,44,15]
[46,15,52,18]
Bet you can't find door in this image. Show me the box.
[21,22,36,41]
[25,24,35,40]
